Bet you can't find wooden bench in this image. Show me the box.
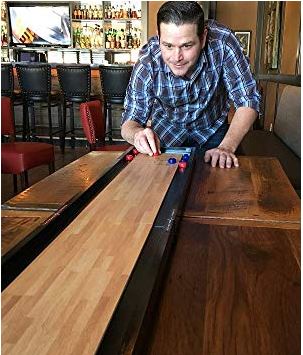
[239,80,300,194]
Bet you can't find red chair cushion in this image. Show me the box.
[1,142,54,174]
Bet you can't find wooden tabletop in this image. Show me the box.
[1,209,53,257]
[183,156,300,229]
[3,151,124,211]
[2,153,181,355]
[146,219,300,355]
[146,155,300,355]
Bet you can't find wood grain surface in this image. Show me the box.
[3,151,124,210]
[183,156,300,229]
[146,219,301,355]
[2,153,181,355]
[1,210,53,256]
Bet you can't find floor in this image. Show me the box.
[1,146,89,204]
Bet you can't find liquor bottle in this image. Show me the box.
[88,5,93,20]
[93,5,98,19]
[73,5,78,19]
[105,30,111,49]
[77,5,82,19]
[127,3,132,18]
[127,31,133,49]
[131,5,137,19]
[110,29,115,49]
[122,3,128,19]
[119,4,123,19]
[112,6,116,19]
[107,5,112,19]
[120,29,126,49]
[115,7,120,19]
[98,5,103,20]
[82,5,87,20]
[104,5,108,19]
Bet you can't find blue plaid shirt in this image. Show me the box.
[122,20,260,147]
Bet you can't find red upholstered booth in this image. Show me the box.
[1,96,55,192]
[79,100,130,151]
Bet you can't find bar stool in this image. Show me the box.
[15,63,63,149]
[1,63,25,137]
[99,65,133,142]
[57,64,99,151]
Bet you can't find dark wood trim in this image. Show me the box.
[255,74,301,86]
[254,2,266,75]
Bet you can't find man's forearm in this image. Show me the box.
[121,120,145,145]
[219,106,258,153]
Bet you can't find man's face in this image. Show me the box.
[159,22,207,77]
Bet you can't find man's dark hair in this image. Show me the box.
[157,1,205,37]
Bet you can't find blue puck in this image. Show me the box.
[182,154,190,162]
[167,157,177,164]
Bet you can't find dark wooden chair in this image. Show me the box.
[16,63,63,148]
[79,100,130,151]
[1,96,55,192]
[99,65,133,142]
[57,64,100,151]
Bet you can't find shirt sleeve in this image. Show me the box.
[121,59,154,127]
[222,31,261,113]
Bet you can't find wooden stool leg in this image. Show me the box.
[70,102,75,149]
[49,161,55,174]
[23,102,29,141]
[61,101,67,153]
[57,102,65,153]
[29,103,36,141]
[20,172,28,191]
[13,174,18,193]
[107,103,113,143]
[48,101,53,145]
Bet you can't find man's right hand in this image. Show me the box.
[134,128,161,156]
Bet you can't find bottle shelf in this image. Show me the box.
[72,19,103,22]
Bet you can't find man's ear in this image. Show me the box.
[200,28,208,49]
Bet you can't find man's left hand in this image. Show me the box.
[204,147,239,168]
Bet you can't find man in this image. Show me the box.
[121,1,260,168]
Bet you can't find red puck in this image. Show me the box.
[126,154,134,162]
[178,161,187,169]
[153,152,160,157]
[132,148,139,155]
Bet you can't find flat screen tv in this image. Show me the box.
[7,2,71,47]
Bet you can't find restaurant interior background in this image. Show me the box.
[1,1,301,133]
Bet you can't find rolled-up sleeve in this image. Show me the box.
[121,61,154,127]
[222,32,261,113]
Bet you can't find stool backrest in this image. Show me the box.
[57,65,91,101]
[1,63,14,97]
[1,96,15,136]
[99,65,133,104]
[79,100,105,148]
[16,63,51,97]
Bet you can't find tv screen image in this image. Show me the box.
[8,4,71,46]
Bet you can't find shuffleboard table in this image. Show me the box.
[2,147,196,355]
